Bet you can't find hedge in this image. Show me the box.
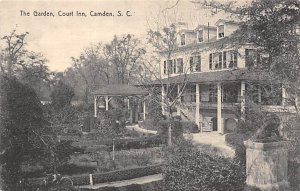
[74,135,163,151]
[28,165,162,187]
[71,173,90,186]
[80,180,164,191]
[92,164,162,184]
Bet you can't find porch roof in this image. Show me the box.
[93,84,148,96]
[147,69,270,85]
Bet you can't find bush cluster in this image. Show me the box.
[163,140,245,191]
[77,136,162,151]
[71,174,90,186]
[181,121,199,133]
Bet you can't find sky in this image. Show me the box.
[0,0,242,72]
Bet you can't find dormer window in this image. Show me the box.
[218,25,225,38]
[180,33,186,46]
[197,30,204,42]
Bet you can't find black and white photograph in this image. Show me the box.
[0,0,299,190]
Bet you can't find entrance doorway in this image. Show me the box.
[211,117,217,131]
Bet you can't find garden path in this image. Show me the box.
[78,173,163,189]
[191,132,235,158]
[130,123,235,158]
[126,124,157,135]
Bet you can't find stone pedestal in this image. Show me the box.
[244,140,289,191]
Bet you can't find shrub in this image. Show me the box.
[157,119,183,143]
[163,140,245,191]
[225,132,250,164]
[181,121,199,133]
[70,174,90,186]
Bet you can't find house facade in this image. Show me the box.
[156,19,292,134]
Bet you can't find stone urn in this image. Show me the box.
[244,140,289,191]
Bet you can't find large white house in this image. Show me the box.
[150,19,293,134]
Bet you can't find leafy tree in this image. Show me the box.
[0,29,53,100]
[50,80,75,110]
[0,75,52,190]
[104,34,146,85]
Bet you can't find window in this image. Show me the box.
[172,59,177,74]
[209,84,217,103]
[167,60,173,74]
[228,51,237,68]
[197,30,204,42]
[245,49,256,67]
[189,57,194,72]
[177,58,183,73]
[223,51,227,68]
[195,56,201,72]
[218,25,225,38]
[213,53,219,69]
[163,61,167,74]
[209,51,236,70]
[180,33,185,46]
[209,54,213,70]
[189,56,201,72]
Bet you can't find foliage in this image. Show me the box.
[0,75,52,190]
[181,121,199,133]
[50,80,75,110]
[157,119,183,143]
[163,139,245,191]
[0,29,53,99]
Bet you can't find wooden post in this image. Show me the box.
[217,82,223,134]
[89,174,93,186]
[143,100,146,121]
[240,81,246,120]
[282,84,286,106]
[177,85,181,116]
[94,96,97,117]
[161,85,165,115]
[195,83,200,128]
[105,96,111,111]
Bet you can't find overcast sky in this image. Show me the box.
[0,0,243,72]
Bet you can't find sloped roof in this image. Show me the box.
[94,84,148,96]
[147,69,270,85]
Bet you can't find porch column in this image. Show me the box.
[105,96,111,111]
[94,96,97,117]
[135,98,139,121]
[143,99,146,120]
[195,83,200,129]
[282,84,286,106]
[161,85,165,115]
[177,85,181,116]
[217,82,223,134]
[240,81,246,120]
